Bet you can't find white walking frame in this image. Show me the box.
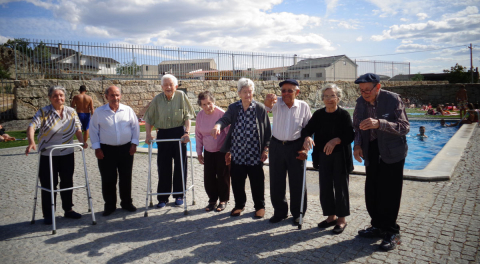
[144,138,195,217]
[30,143,96,235]
[298,160,307,229]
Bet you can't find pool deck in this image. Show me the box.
[0,126,479,263]
[138,122,478,182]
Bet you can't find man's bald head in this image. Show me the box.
[105,85,121,96]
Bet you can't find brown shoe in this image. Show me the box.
[230,208,244,217]
[255,208,265,218]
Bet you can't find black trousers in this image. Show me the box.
[318,151,350,217]
[230,162,265,210]
[203,150,230,204]
[97,143,134,212]
[156,126,187,202]
[39,153,74,219]
[365,139,404,234]
[269,139,307,218]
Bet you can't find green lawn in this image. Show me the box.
[0,131,37,149]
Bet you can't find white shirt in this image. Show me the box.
[266,97,312,141]
[90,103,140,149]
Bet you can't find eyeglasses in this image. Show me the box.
[324,95,337,99]
[281,89,295,94]
[359,85,377,94]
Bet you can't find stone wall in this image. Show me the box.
[13,79,480,120]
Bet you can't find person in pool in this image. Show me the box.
[417,126,428,138]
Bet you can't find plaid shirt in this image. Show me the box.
[230,100,261,166]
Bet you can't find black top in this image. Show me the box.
[0,128,5,136]
[301,107,354,172]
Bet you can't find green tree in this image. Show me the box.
[116,61,141,76]
[0,65,12,79]
[411,72,424,81]
[443,63,471,83]
[3,38,33,55]
[33,41,52,64]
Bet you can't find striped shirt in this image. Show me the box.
[29,105,82,156]
[265,98,311,141]
[353,90,409,146]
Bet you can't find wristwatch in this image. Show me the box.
[263,147,269,154]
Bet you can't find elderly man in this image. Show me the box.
[144,74,195,208]
[353,73,409,251]
[90,86,140,216]
[211,78,271,218]
[264,79,311,224]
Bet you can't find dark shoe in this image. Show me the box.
[122,204,137,212]
[292,217,301,226]
[64,210,82,219]
[254,208,265,218]
[380,233,401,251]
[358,226,385,238]
[230,208,244,217]
[174,198,184,206]
[269,215,288,223]
[216,202,227,212]
[205,203,217,212]
[44,218,52,225]
[157,201,167,208]
[318,219,337,228]
[102,210,115,217]
[333,223,347,234]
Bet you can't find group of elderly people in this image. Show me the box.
[24,73,408,251]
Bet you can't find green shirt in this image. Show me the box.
[144,90,196,129]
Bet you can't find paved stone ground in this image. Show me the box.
[1,128,479,263]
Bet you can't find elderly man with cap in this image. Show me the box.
[264,79,311,224]
[353,73,409,251]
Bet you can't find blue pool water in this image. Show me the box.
[140,120,459,170]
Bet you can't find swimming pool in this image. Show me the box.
[139,120,459,170]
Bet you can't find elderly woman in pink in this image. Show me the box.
[195,91,230,212]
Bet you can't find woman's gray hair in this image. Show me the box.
[104,86,121,95]
[161,74,178,86]
[237,78,255,93]
[197,90,216,106]
[48,86,66,97]
[320,83,343,101]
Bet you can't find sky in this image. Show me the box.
[0,0,479,75]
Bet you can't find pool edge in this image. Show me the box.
[137,124,477,182]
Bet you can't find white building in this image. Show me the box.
[287,55,358,81]
[45,47,119,75]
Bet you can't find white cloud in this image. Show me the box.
[325,0,339,17]
[401,40,413,43]
[84,26,110,38]
[416,13,428,20]
[371,6,480,44]
[0,34,11,44]
[328,19,360,29]
[356,36,363,41]
[396,43,439,52]
[3,0,333,53]
[400,18,408,22]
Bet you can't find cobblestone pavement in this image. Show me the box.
[1,128,479,264]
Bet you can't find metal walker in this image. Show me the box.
[31,143,96,234]
[298,160,307,229]
[144,138,195,217]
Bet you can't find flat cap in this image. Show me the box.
[279,79,299,87]
[354,73,380,84]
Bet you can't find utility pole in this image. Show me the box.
[469,43,473,83]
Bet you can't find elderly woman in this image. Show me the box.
[302,83,354,234]
[195,91,231,212]
[144,74,196,208]
[25,86,87,225]
[211,78,271,218]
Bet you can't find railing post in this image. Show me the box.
[14,43,17,80]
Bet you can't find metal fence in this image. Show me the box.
[0,79,15,121]
[6,39,410,81]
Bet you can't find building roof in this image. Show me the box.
[288,55,357,71]
[159,58,215,64]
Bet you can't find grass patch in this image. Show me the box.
[0,130,37,149]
